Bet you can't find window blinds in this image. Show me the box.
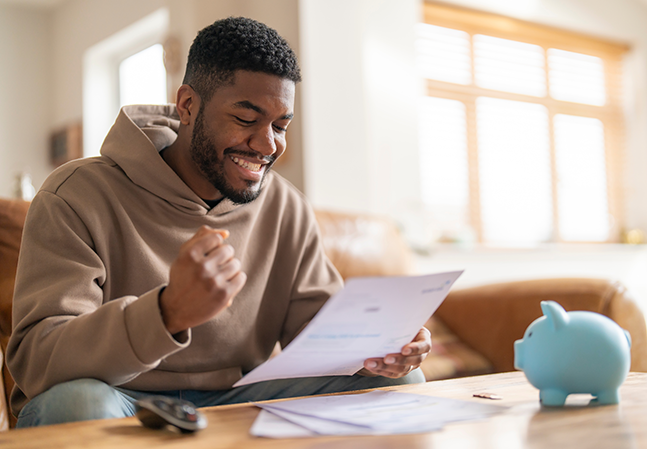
[416,3,627,245]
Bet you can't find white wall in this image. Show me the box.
[50,0,170,130]
[300,0,423,224]
[299,0,647,243]
[0,5,52,197]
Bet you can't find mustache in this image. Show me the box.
[223,148,276,164]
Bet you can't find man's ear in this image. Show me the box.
[175,84,200,126]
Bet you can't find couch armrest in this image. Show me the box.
[435,278,647,373]
[0,198,30,429]
[0,348,9,431]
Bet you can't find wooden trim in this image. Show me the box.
[546,47,561,243]
[424,80,623,118]
[465,98,482,242]
[423,1,630,56]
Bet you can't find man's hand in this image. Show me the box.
[361,327,431,378]
[159,226,247,335]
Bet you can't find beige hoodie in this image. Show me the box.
[7,105,343,414]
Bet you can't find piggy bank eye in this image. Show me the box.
[528,332,533,337]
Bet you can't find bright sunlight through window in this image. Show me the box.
[416,3,626,245]
[119,44,167,107]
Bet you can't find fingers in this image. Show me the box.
[401,327,432,356]
[363,358,412,378]
[362,355,420,378]
[362,327,432,378]
[184,226,230,259]
[161,227,245,334]
[215,256,242,283]
[213,268,247,308]
[226,271,247,304]
[183,227,239,274]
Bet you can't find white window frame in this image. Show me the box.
[83,8,169,158]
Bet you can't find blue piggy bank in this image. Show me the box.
[514,300,631,406]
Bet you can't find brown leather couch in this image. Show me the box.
[0,199,645,430]
[314,209,647,377]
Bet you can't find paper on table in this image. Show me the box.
[249,410,317,438]
[259,390,504,433]
[235,271,463,387]
[251,390,505,438]
[254,408,377,437]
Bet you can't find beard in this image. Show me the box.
[189,109,275,205]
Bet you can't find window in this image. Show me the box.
[119,44,167,108]
[83,8,169,158]
[416,3,628,246]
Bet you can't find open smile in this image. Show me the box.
[229,155,264,173]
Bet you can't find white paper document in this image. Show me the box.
[250,390,506,438]
[250,410,317,438]
[235,271,463,387]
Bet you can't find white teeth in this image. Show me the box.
[230,156,262,172]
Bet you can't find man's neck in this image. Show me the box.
[161,139,223,202]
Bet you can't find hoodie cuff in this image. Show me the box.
[124,285,191,365]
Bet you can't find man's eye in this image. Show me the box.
[235,116,255,125]
[273,124,287,133]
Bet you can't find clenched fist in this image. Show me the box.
[159,226,247,334]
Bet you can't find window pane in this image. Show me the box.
[477,97,552,245]
[119,44,167,107]
[554,115,609,241]
[415,23,472,85]
[548,49,606,106]
[419,97,470,237]
[473,35,546,97]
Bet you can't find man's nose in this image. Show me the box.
[249,125,278,156]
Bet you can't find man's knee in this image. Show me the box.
[239,368,427,403]
[16,379,134,428]
[371,368,427,387]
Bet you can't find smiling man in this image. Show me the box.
[7,17,428,428]
[167,70,295,206]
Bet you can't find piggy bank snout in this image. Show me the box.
[514,339,524,370]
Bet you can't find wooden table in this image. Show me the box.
[2,371,646,448]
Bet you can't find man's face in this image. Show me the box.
[189,71,295,204]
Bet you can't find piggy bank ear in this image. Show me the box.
[541,301,570,331]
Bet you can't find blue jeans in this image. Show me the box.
[16,369,425,428]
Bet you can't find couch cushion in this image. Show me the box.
[0,198,30,428]
[421,317,494,381]
[435,278,647,373]
[0,198,29,344]
[314,210,413,279]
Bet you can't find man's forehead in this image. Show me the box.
[231,100,294,119]
[212,72,295,114]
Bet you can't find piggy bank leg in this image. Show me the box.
[539,389,568,406]
[595,389,620,405]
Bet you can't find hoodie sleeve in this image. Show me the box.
[6,191,190,403]
[279,201,344,348]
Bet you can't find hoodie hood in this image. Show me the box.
[100,105,241,216]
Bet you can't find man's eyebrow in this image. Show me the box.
[233,100,264,114]
[233,101,293,120]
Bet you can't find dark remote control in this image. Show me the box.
[135,396,207,433]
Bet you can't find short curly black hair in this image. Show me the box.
[183,17,301,103]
